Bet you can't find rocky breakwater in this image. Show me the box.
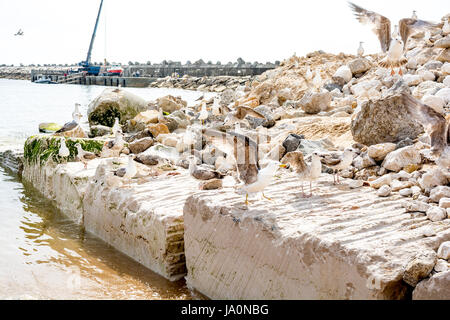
[148,75,254,92]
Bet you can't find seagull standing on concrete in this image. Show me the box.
[282,151,322,198]
[123,155,137,183]
[56,103,83,134]
[75,143,96,169]
[212,98,221,116]
[313,69,323,91]
[202,129,286,205]
[58,138,70,158]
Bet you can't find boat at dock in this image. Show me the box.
[34,76,56,84]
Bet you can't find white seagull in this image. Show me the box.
[58,138,70,158]
[357,41,365,57]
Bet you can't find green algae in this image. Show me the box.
[24,135,104,165]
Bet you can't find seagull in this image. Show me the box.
[101,131,126,157]
[212,98,221,116]
[443,18,450,35]
[305,67,313,81]
[75,143,96,169]
[223,106,265,126]
[322,149,356,184]
[412,10,418,20]
[123,155,138,182]
[112,117,122,136]
[282,151,322,198]
[188,156,223,180]
[14,29,24,36]
[313,69,323,91]
[58,138,70,158]
[357,41,365,57]
[401,92,450,170]
[198,102,208,125]
[55,103,83,134]
[202,129,286,205]
[349,2,442,75]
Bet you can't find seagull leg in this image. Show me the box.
[245,193,249,206]
[337,172,341,184]
[398,68,403,76]
[390,68,395,76]
[309,181,313,198]
[333,172,336,185]
[301,181,306,197]
[262,192,273,201]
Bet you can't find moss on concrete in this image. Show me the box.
[24,135,104,165]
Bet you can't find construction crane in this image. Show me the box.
[78,0,104,75]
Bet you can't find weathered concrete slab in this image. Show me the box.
[413,271,450,300]
[83,162,200,281]
[183,174,450,300]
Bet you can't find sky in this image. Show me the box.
[0,0,449,65]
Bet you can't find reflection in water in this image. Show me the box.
[0,158,192,300]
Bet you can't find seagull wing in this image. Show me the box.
[401,92,447,153]
[399,18,442,49]
[348,2,391,53]
[202,129,260,184]
[236,106,265,120]
[55,121,78,133]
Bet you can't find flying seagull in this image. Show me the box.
[56,103,82,134]
[401,92,450,169]
[14,29,24,36]
[282,151,322,198]
[202,129,286,205]
[348,2,441,75]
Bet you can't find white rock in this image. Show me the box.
[435,88,450,104]
[406,58,418,69]
[403,200,430,213]
[430,186,450,203]
[418,168,448,192]
[391,179,414,192]
[437,242,450,260]
[350,80,382,98]
[403,74,423,86]
[352,154,376,169]
[417,69,436,81]
[422,95,445,114]
[439,198,450,209]
[411,186,422,196]
[382,146,421,172]
[412,81,444,99]
[442,62,450,75]
[367,143,396,161]
[426,206,447,222]
[370,174,392,189]
[434,259,449,272]
[348,180,364,189]
[332,65,352,85]
[444,75,450,87]
[422,225,436,237]
[400,188,413,197]
[377,185,391,197]
[394,170,412,181]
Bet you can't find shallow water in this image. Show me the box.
[0,79,211,299]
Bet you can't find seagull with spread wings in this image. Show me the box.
[401,92,450,169]
[202,129,286,205]
[348,2,441,75]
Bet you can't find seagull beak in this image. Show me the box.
[279,164,287,168]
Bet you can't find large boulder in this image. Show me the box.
[299,91,331,114]
[351,93,424,146]
[413,271,450,300]
[332,65,352,86]
[436,48,450,63]
[348,58,371,75]
[87,88,148,127]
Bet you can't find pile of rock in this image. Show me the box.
[148,75,254,92]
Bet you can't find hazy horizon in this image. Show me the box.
[1,0,449,66]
